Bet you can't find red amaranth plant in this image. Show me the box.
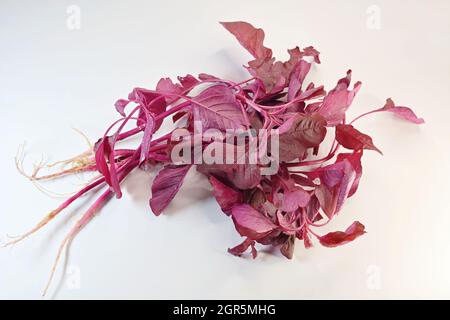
[5,21,424,295]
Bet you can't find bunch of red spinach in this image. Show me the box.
[7,21,424,293]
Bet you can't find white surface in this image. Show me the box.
[1,0,449,299]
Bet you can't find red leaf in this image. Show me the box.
[209,176,243,215]
[177,74,200,91]
[198,160,261,191]
[278,113,327,161]
[314,184,338,218]
[247,47,320,93]
[312,159,357,217]
[278,133,307,162]
[381,98,424,124]
[150,165,191,215]
[94,137,112,186]
[220,21,272,59]
[280,235,296,259]
[336,151,363,197]
[229,164,261,190]
[317,70,361,126]
[128,88,167,130]
[303,46,321,64]
[279,188,311,212]
[114,99,130,117]
[94,136,122,198]
[192,85,245,130]
[318,221,366,247]
[279,113,327,148]
[156,77,182,104]
[228,238,257,259]
[336,124,382,154]
[287,60,311,101]
[231,204,278,240]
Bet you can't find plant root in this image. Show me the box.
[42,189,112,296]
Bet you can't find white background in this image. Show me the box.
[1,0,449,299]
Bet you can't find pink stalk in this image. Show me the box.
[42,189,112,296]
[3,176,106,247]
[43,157,140,295]
[350,109,381,124]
